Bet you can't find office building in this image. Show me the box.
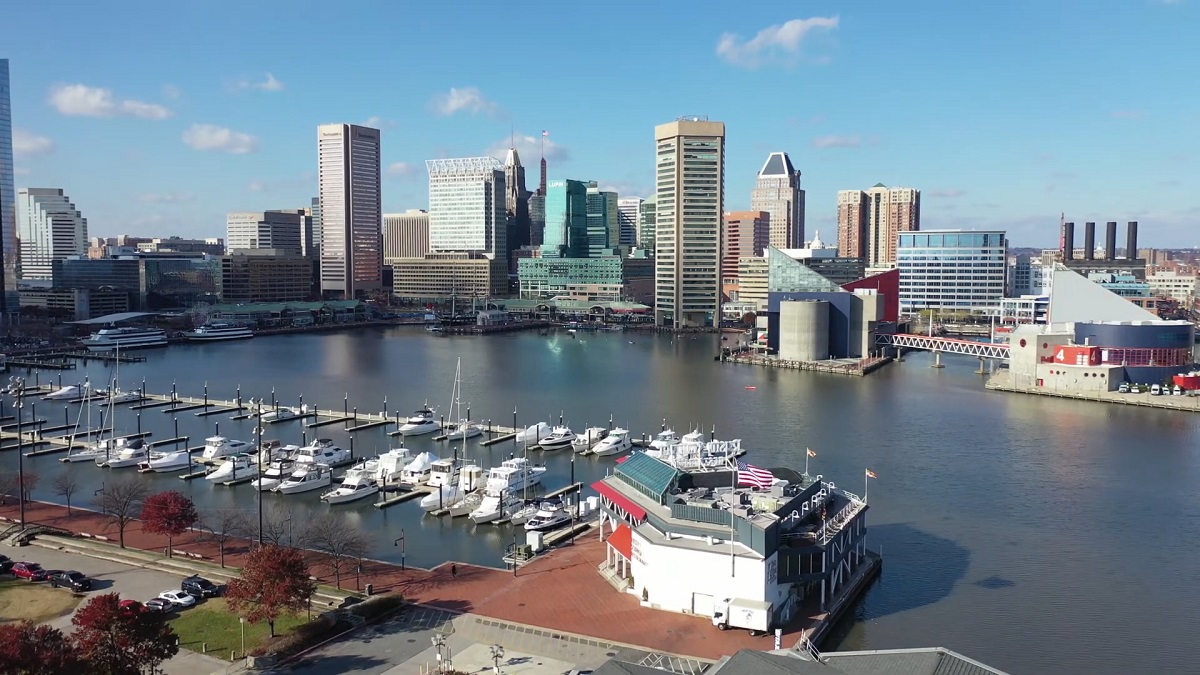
[750,152,805,249]
[1147,270,1198,304]
[427,157,506,259]
[528,193,546,247]
[722,211,770,278]
[737,256,769,310]
[389,252,507,300]
[53,254,221,310]
[837,184,920,266]
[382,210,430,258]
[16,188,89,280]
[17,287,129,321]
[317,123,383,298]
[654,117,725,328]
[306,196,321,258]
[639,197,656,253]
[220,249,314,303]
[226,210,306,256]
[136,237,225,255]
[0,59,16,310]
[503,148,531,257]
[1007,254,1054,297]
[897,230,1006,315]
[586,182,619,257]
[617,197,642,248]
[517,256,653,304]
[541,179,588,259]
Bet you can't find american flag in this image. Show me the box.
[542,130,550,138]
[736,460,776,489]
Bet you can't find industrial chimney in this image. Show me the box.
[1105,221,1117,259]
[1062,221,1075,260]
[1126,221,1138,259]
[1084,222,1096,260]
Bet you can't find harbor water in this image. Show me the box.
[6,326,1200,674]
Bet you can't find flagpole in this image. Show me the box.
[864,469,869,504]
[730,459,736,577]
[804,448,809,477]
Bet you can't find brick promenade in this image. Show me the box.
[0,499,805,660]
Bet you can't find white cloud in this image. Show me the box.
[138,192,195,204]
[388,162,417,177]
[182,123,261,154]
[236,72,285,93]
[430,87,498,116]
[12,129,54,157]
[362,116,396,129]
[812,135,861,149]
[247,180,266,193]
[48,83,172,119]
[929,188,966,198]
[598,181,654,200]
[717,17,839,67]
[487,131,568,163]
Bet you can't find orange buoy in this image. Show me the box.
[745,386,757,390]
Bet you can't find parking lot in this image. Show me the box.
[0,542,229,675]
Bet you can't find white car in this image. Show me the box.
[157,590,196,607]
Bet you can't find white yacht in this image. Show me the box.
[273,463,333,494]
[82,327,168,352]
[372,447,413,487]
[138,448,194,473]
[99,387,142,404]
[182,323,254,342]
[515,422,550,445]
[205,454,255,484]
[43,385,81,401]
[321,462,380,504]
[572,427,608,453]
[445,422,483,442]
[469,488,522,524]
[420,463,483,512]
[488,457,547,494]
[537,426,576,451]
[97,439,149,468]
[399,452,437,486]
[397,408,441,436]
[251,458,296,491]
[261,406,300,423]
[647,429,680,455]
[591,427,632,457]
[294,438,352,467]
[524,502,572,532]
[201,436,252,462]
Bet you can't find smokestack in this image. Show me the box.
[1126,221,1138,259]
[1105,221,1117,259]
[1062,221,1075,260]
[1084,222,1096,260]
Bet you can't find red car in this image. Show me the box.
[11,562,47,581]
[118,600,144,613]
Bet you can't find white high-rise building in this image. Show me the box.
[382,210,430,258]
[654,117,725,328]
[0,59,17,308]
[226,210,306,256]
[750,152,805,249]
[617,197,643,248]
[426,157,506,259]
[16,188,88,280]
[898,229,1006,314]
[317,123,382,297]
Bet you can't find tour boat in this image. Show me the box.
[591,427,633,457]
[294,438,352,467]
[205,454,255,484]
[182,323,254,342]
[572,427,608,453]
[201,436,252,461]
[537,426,576,451]
[524,501,573,532]
[321,462,380,504]
[82,327,168,352]
[251,458,296,491]
[397,408,441,436]
[97,439,149,468]
[138,449,193,473]
[273,464,333,494]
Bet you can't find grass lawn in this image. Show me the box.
[168,598,308,661]
[0,578,83,624]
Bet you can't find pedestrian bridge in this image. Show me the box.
[876,333,1011,360]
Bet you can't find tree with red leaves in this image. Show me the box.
[72,592,178,675]
[226,544,316,637]
[0,620,83,674]
[141,490,199,558]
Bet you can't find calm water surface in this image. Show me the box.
[8,326,1200,674]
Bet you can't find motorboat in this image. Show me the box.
[537,426,576,451]
[97,439,149,468]
[426,458,460,489]
[445,422,483,442]
[251,458,296,491]
[201,436,252,462]
[294,438,352,467]
[524,501,573,532]
[572,427,608,453]
[138,449,194,473]
[99,387,142,404]
[273,463,333,494]
[507,500,542,526]
[648,429,679,455]
[399,452,437,486]
[448,487,486,517]
[373,447,413,486]
[486,457,547,494]
[420,463,484,512]
[43,385,81,401]
[397,408,441,436]
[321,462,380,504]
[255,441,298,465]
[205,454,255,484]
[591,427,633,457]
[469,489,523,524]
[182,323,254,342]
[515,422,549,445]
[261,406,300,423]
[82,327,168,352]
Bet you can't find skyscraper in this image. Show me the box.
[617,197,643,248]
[0,59,17,311]
[837,184,920,267]
[426,157,507,258]
[721,211,770,278]
[503,148,531,257]
[654,117,725,328]
[585,182,618,257]
[750,152,805,249]
[639,197,657,253]
[542,179,588,258]
[317,123,382,298]
[837,190,867,259]
[16,188,88,280]
[382,210,430,258]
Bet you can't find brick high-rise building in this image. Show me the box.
[837,184,920,267]
[721,211,769,279]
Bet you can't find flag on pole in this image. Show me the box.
[865,469,878,479]
[807,448,817,458]
[542,130,550,137]
[736,460,776,489]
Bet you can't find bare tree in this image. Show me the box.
[200,509,249,567]
[0,471,15,506]
[303,512,369,589]
[52,471,79,516]
[18,472,38,505]
[261,502,303,549]
[94,477,149,548]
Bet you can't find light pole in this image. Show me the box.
[393,531,405,570]
[13,377,25,525]
[256,398,264,545]
[239,617,246,657]
[489,644,505,674]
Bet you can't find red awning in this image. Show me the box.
[615,455,630,464]
[608,523,633,560]
[592,480,648,521]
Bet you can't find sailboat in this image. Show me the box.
[443,358,482,441]
[97,343,141,404]
[60,380,118,464]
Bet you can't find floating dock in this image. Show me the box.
[375,485,434,509]
[722,353,893,377]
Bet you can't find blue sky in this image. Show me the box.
[6,0,1198,246]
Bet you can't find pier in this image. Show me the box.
[986,369,1200,413]
[375,485,434,509]
[722,353,893,377]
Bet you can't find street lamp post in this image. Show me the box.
[393,531,405,570]
[256,398,264,545]
[489,644,505,674]
[239,617,246,658]
[14,377,25,525]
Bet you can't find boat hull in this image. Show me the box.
[83,339,168,352]
[525,517,571,532]
[445,427,482,441]
[141,458,192,472]
[252,478,282,491]
[538,439,574,450]
[322,486,379,504]
[398,423,441,436]
[275,478,331,494]
[183,333,254,342]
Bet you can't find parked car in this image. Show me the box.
[144,598,171,613]
[181,575,219,598]
[157,590,196,608]
[11,562,47,581]
[0,554,13,574]
[48,570,92,592]
[118,599,144,613]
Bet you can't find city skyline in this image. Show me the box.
[3,1,1199,246]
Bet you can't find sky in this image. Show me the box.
[5,0,1199,247]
